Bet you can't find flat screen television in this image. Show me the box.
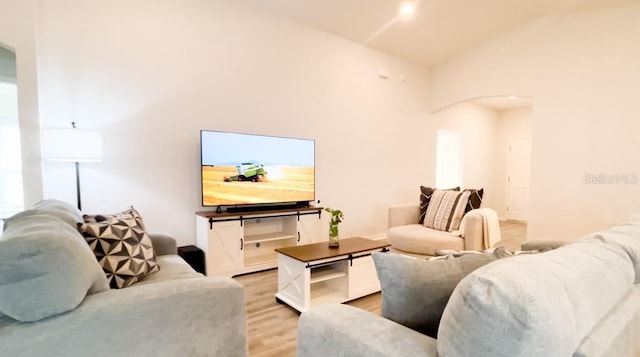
[200,130,315,208]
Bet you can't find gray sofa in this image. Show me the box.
[298,215,640,357]
[0,201,247,356]
[388,203,497,256]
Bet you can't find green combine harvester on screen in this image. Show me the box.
[223,162,267,182]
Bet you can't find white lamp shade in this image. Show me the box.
[44,128,103,162]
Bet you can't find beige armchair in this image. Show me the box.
[387,203,498,256]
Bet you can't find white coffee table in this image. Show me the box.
[274,237,390,313]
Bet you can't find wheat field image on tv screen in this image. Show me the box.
[201,132,315,206]
[202,165,314,205]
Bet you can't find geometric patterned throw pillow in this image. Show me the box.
[80,207,159,289]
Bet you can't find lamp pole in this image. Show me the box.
[75,161,81,211]
[71,122,82,211]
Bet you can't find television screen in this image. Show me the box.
[200,130,315,207]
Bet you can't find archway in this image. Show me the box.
[431,95,533,224]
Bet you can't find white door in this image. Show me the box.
[506,137,531,221]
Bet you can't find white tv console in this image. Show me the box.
[195,207,322,277]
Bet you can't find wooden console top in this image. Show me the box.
[275,237,390,262]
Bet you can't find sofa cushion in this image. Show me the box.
[32,199,84,227]
[438,239,635,357]
[388,224,463,256]
[573,284,640,357]
[80,208,160,289]
[424,190,467,232]
[0,210,109,322]
[419,186,459,224]
[33,199,83,227]
[135,255,203,286]
[586,215,640,283]
[373,251,504,338]
[2,199,82,232]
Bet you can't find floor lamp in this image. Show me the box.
[44,122,103,211]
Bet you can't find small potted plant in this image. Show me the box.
[324,207,344,248]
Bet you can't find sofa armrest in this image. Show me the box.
[462,211,484,250]
[388,203,420,229]
[297,304,437,357]
[0,278,247,357]
[148,232,178,255]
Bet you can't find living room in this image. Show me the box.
[4,0,640,246]
[2,0,640,356]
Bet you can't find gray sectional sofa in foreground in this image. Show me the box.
[298,215,640,357]
[0,200,247,356]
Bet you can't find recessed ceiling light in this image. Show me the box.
[399,2,416,16]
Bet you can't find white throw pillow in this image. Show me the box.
[423,189,469,232]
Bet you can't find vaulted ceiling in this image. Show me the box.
[243,0,640,68]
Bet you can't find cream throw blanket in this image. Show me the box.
[452,208,502,249]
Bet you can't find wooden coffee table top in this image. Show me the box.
[275,237,390,262]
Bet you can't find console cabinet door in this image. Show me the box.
[297,214,320,244]
[205,220,243,276]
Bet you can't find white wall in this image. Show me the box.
[494,106,532,219]
[431,102,499,211]
[0,0,43,207]
[432,4,640,241]
[36,0,433,245]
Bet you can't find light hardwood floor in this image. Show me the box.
[234,220,527,357]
